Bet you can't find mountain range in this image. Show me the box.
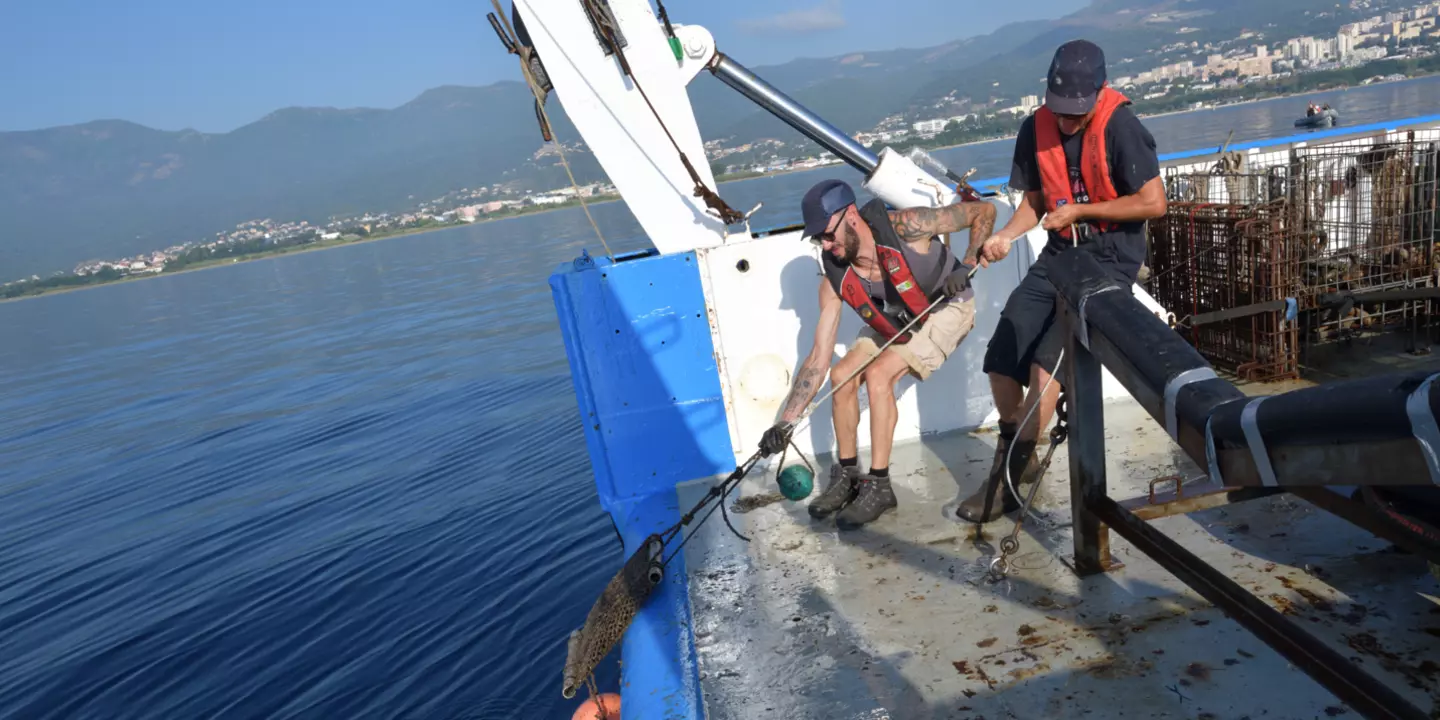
[0,0,1356,277]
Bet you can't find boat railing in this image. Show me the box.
[1047,247,1436,720]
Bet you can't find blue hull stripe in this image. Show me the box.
[550,248,734,719]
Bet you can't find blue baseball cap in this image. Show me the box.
[801,179,856,238]
[1046,39,1107,115]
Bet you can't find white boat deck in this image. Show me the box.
[679,339,1440,719]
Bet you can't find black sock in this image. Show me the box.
[869,467,889,479]
[839,456,858,468]
[999,420,1018,440]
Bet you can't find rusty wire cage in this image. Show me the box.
[1290,131,1440,341]
[1161,162,1290,207]
[1148,198,1301,381]
[1148,131,1440,378]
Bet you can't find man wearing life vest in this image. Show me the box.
[956,39,1166,523]
[758,178,996,530]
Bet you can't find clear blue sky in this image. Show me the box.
[1,0,1088,133]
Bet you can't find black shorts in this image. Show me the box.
[982,248,1135,386]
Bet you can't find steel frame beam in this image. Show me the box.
[1062,301,1121,575]
[1046,252,1440,490]
[1047,248,1434,720]
[1117,482,1287,522]
[1089,496,1427,720]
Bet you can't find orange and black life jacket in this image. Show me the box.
[822,199,953,344]
[1033,86,1131,243]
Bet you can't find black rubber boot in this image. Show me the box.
[1008,437,1041,488]
[808,464,861,519]
[835,475,897,530]
[956,423,1039,524]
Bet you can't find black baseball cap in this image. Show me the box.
[1045,39,1107,115]
[801,179,856,238]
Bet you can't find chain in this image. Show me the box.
[988,392,1069,581]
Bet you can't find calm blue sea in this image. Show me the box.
[1,77,1438,719]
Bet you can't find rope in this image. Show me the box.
[996,223,1073,524]
[578,0,744,224]
[584,674,614,720]
[491,0,615,262]
[659,451,763,567]
[1003,349,1065,526]
[649,262,981,565]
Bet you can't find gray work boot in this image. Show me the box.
[956,428,1040,524]
[835,475,898,530]
[808,464,861,519]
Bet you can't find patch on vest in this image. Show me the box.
[894,280,914,293]
[859,306,874,319]
[886,258,901,274]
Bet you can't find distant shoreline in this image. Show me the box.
[0,225,439,303]
[0,195,623,303]
[2,199,624,303]
[7,72,1437,304]
[879,71,1440,161]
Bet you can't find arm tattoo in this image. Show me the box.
[965,204,996,263]
[778,366,825,422]
[888,203,990,243]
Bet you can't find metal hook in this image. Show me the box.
[988,555,1010,581]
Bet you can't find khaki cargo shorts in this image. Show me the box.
[852,297,976,380]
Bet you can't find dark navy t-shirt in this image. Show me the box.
[1008,104,1160,281]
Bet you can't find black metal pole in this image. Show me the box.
[1045,248,1440,488]
[1062,302,1118,575]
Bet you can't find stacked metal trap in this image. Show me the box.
[1147,129,1440,380]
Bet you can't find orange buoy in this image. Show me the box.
[571,693,621,720]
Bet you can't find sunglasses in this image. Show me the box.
[808,211,845,247]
